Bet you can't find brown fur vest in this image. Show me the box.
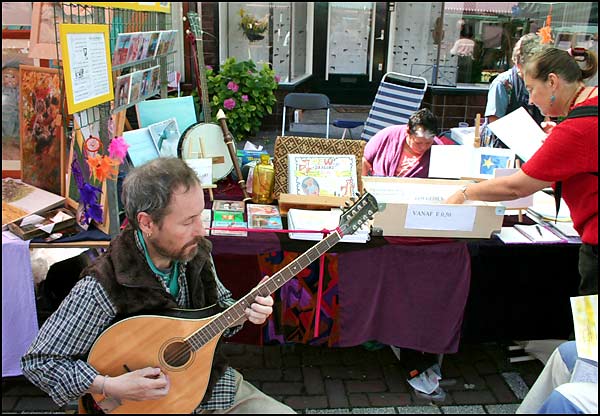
[81,226,228,405]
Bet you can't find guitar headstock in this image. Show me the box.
[338,192,378,236]
[186,11,202,40]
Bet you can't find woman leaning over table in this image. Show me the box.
[445,47,598,296]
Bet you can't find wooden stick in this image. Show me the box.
[216,109,251,202]
[514,159,523,222]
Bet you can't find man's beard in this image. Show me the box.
[150,236,203,262]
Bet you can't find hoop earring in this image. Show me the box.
[146,232,152,239]
[550,94,556,106]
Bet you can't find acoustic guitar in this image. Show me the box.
[180,11,233,182]
[84,192,379,414]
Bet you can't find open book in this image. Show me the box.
[287,208,370,243]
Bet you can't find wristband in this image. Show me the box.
[460,185,469,201]
[101,375,110,398]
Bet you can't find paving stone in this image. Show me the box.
[440,405,486,414]
[382,365,409,393]
[368,392,412,407]
[451,390,497,405]
[350,407,396,414]
[484,374,517,403]
[456,363,486,388]
[284,395,329,410]
[325,379,349,408]
[345,380,387,394]
[283,367,303,381]
[348,393,370,408]
[305,409,351,414]
[261,381,304,395]
[243,367,283,381]
[321,365,368,380]
[263,345,283,368]
[501,372,529,400]
[440,360,461,379]
[474,359,498,375]
[396,405,442,414]
[303,367,325,394]
[485,404,521,414]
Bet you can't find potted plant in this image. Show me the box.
[205,58,279,141]
[239,8,269,42]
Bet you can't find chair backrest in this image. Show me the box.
[282,93,331,138]
[361,72,428,142]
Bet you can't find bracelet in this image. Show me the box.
[101,375,110,398]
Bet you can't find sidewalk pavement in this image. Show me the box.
[2,341,544,414]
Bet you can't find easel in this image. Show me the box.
[187,135,217,201]
[514,159,524,222]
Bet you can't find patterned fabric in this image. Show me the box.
[273,135,366,199]
[361,74,427,142]
[257,251,341,346]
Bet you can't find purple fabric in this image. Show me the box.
[208,231,281,256]
[2,232,39,376]
[363,124,443,178]
[337,241,471,354]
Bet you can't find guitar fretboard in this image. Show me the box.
[185,230,342,350]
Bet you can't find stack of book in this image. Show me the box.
[211,200,247,237]
[247,204,283,230]
[287,208,370,243]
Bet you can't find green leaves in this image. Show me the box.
[205,57,278,141]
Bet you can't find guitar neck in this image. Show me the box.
[186,230,343,349]
[187,12,212,122]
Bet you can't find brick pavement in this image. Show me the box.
[2,341,544,414]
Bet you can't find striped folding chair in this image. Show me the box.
[361,72,428,142]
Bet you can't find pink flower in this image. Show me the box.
[205,65,213,71]
[274,75,281,83]
[227,81,239,92]
[224,98,236,110]
[242,94,249,102]
[248,70,253,74]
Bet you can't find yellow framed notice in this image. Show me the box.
[59,23,114,114]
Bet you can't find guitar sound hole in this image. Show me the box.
[163,341,193,368]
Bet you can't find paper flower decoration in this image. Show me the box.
[87,154,119,182]
[108,136,129,163]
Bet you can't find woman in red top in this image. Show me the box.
[446,47,598,295]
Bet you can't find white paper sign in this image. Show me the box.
[405,204,476,231]
[487,107,546,161]
[361,181,455,204]
[65,32,111,104]
[185,158,213,186]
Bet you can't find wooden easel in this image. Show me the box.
[187,135,216,201]
[473,113,481,148]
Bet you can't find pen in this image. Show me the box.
[535,225,544,237]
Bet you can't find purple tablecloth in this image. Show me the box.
[2,232,39,377]
[337,241,471,354]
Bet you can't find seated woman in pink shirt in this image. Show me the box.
[362,108,443,178]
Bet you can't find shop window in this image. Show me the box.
[218,2,312,85]
[389,2,598,86]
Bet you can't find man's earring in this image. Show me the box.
[146,232,152,239]
[550,94,556,106]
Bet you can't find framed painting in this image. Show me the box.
[2,40,35,178]
[19,65,64,196]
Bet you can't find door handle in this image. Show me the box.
[376,29,385,41]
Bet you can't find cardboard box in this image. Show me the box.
[362,177,505,239]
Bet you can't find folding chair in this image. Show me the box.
[360,72,428,142]
[281,93,331,139]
